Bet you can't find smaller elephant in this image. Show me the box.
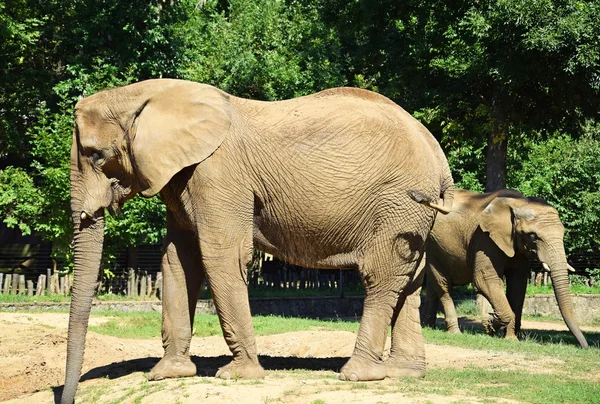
[422,188,588,348]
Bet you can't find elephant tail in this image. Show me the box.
[407,189,451,214]
[408,163,454,215]
[408,136,455,214]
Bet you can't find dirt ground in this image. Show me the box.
[0,312,598,404]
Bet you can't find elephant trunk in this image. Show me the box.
[62,212,105,404]
[547,258,589,349]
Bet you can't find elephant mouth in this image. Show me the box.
[108,179,131,216]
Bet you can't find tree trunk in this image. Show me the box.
[485,120,508,192]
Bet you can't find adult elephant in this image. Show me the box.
[422,189,588,349]
[62,79,454,403]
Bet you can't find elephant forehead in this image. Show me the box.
[523,212,564,232]
[75,113,120,150]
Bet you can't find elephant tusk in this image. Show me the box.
[81,211,88,221]
[567,264,577,273]
[542,262,551,272]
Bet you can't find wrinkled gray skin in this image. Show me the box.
[422,189,588,349]
[63,79,454,403]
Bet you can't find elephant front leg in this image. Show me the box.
[203,242,264,380]
[149,229,204,381]
[473,252,516,340]
[505,266,528,339]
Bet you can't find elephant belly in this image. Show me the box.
[253,216,362,269]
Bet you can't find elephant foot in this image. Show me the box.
[216,358,265,380]
[447,326,462,334]
[385,356,426,378]
[148,355,196,381]
[339,356,387,381]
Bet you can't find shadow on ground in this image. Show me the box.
[53,355,348,403]
[78,355,348,382]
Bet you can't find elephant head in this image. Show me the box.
[63,79,231,404]
[480,196,589,348]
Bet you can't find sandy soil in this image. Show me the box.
[0,312,597,404]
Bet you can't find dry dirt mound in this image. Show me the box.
[0,312,581,404]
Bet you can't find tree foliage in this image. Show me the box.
[508,123,600,253]
[321,0,600,191]
[1,0,600,270]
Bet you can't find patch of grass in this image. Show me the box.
[455,299,479,317]
[251,315,358,335]
[89,312,359,339]
[0,293,72,303]
[526,284,600,295]
[419,367,600,404]
[422,325,600,377]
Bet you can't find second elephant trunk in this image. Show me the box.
[62,214,105,404]
[548,263,589,349]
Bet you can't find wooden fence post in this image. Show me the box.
[36,275,45,296]
[27,280,34,296]
[155,272,162,300]
[0,273,3,294]
[51,273,60,295]
[146,274,153,297]
[47,269,52,293]
[128,269,136,297]
[4,274,11,295]
[18,275,26,295]
[11,274,19,295]
[140,273,147,298]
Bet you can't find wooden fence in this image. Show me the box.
[0,247,598,298]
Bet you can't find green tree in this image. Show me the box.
[508,123,600,253]
[180,0,346,99]
[322,0,600,191]
[0,0,347,272]
[0,0,197,269]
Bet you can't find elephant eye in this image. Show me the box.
[528,233,538,243]
[91,152,102,164]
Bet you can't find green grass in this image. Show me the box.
[0,293,72,303]
[89,312,360,339]
[0,293,160,304]
[455,299,480,317]
[416,368,600,404]
[526,284,600,295]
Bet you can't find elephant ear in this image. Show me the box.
[480,197,519,257]
[131,83,231,197]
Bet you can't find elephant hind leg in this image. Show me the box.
[341,231,427,382]
[386,256,426,378]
